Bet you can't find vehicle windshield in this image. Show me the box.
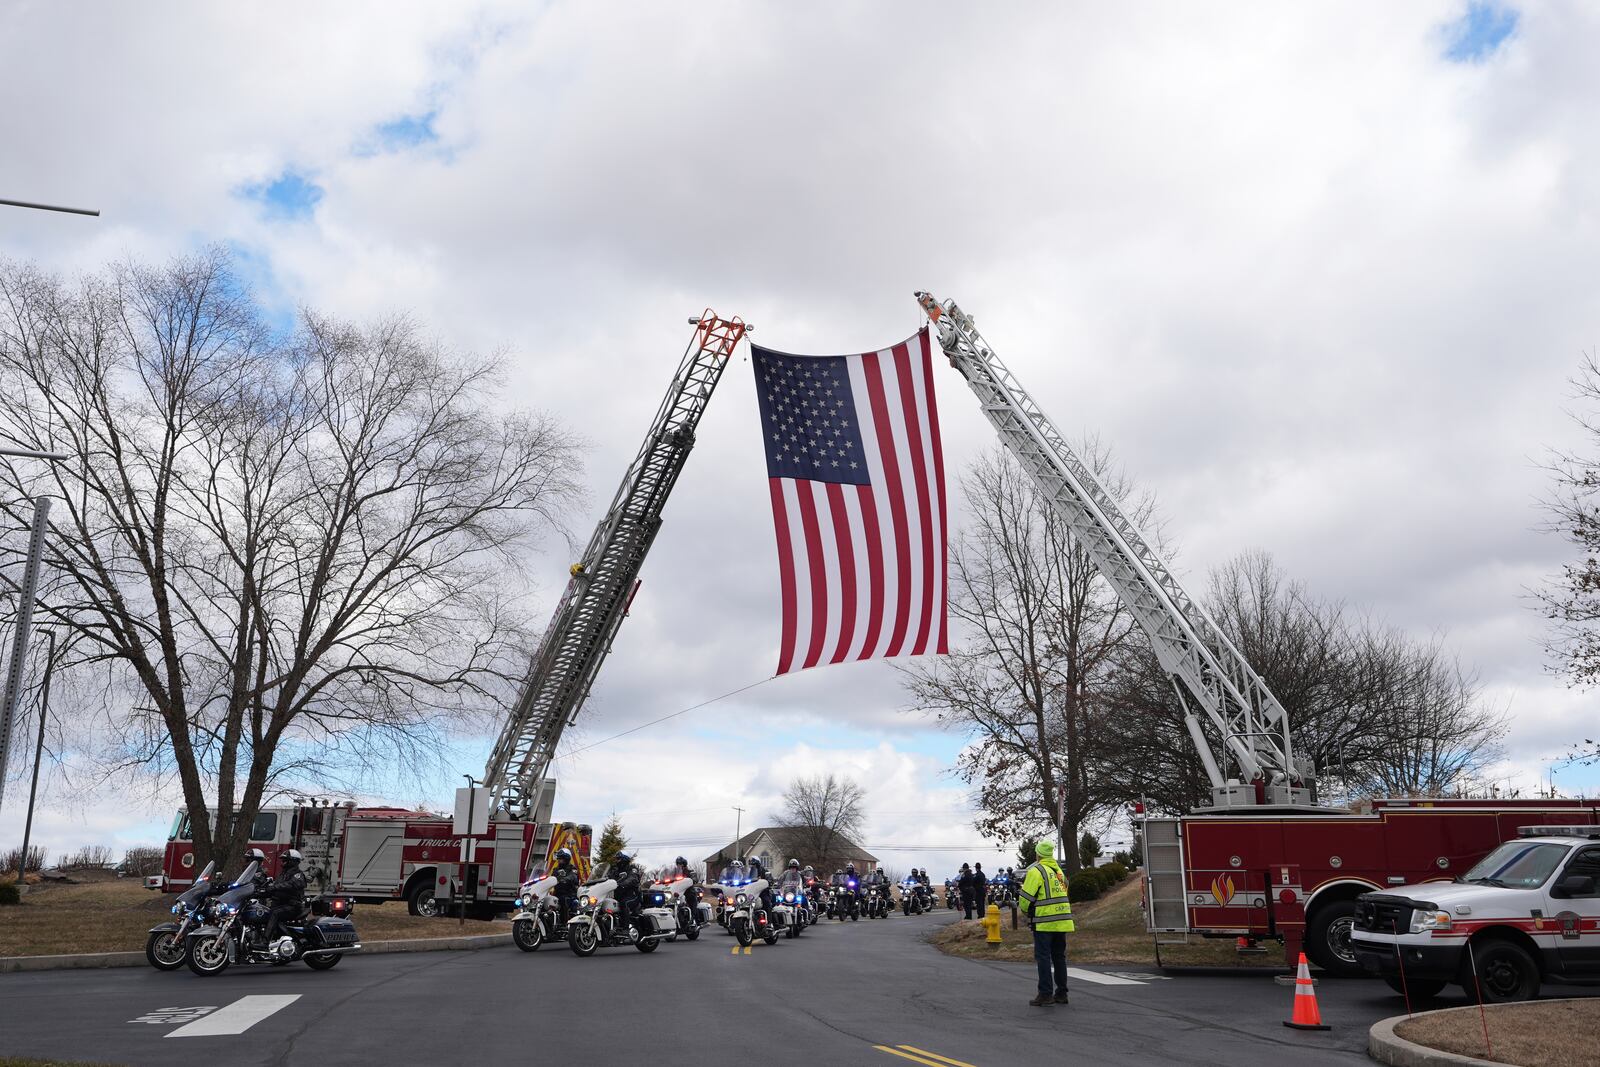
[176,862,218,904]
[1460,841,1569,889]
[230,860,260,887]
[584,862,611,885]
[525,864,548,881]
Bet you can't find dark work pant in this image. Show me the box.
[961,893,975,920]
[1033,929,1068,997]
[265,904,299,942]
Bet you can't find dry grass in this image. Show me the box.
[0,877,500,958]
[928,874,1275,968]
[1395,999,1599,1067]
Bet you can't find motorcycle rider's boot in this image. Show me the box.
[1028,994,1052,1007]
[1054,992,1069,1004]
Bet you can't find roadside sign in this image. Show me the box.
[452,786,489,836]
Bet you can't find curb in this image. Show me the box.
[0,932,511,974]
[1368,1010,1500,1067]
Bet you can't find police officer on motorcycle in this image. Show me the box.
[551,847,581,925]
[265,849,307,946]
[746,854,776,914]
[612,851,644,934]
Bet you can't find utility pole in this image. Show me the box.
[0,495,52,812]
[733,806,745,848]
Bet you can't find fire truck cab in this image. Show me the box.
[1351,825,1600,1002]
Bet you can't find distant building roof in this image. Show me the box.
[701,826,877,868]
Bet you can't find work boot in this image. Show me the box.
[1054,992,1069,1004]
[1028,994,1052,1007]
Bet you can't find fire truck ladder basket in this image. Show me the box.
[482,313,749,819]
[914,292,1306,804]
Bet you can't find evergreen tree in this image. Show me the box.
[596,816,629,867]
[1078,831,1101,868]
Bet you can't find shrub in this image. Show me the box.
[120,846,164,878]
[57,845,114,869]
[1098,862,1128,883]
[0,880,19,906]
[1112,849,1137,869]
[1067,870,1102,903]
[0,844,46,874]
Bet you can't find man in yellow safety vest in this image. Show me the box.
[1017,839,1075,1006]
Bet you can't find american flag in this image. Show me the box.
[752,327,948,675]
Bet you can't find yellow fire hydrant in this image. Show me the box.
[981,902,1003,944]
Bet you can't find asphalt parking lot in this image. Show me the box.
[3,914,1594,1067]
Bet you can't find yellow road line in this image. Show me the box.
[872,1047,946,1067]
[897,1046,978,1067]
[729,945,739,955]
[743,944,753,954]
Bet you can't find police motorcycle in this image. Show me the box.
[566,859,677,956]
[772,860,810,938]
[944,880,958,910]
[714,860,752,933]
[511,864,565,951]
[650,863,709,942]
[725,858,791,946]
[862,876,891,919]
[146,861,223,970]
[184,859,359,976]
[900,876,926,915]
[828,871,861,921]
[989,871,1017,908]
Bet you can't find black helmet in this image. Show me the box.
[675,856,687,868]
[555,847,572,863]
[281,849,303,868]
[614,852,631,867]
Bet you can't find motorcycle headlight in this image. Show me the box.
[221,902,238,915]
[514,897,526,909]
[171,903,183,915]
[736,893,747,905]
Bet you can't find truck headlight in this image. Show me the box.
[1409,909,1452,933]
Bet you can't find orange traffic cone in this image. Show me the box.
[1283,953,1330,1031]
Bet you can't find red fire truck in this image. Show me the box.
[1141,797,1600,974]
[150,797,592,918]
[915,293,1599,975]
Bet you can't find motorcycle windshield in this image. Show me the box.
[582,862,610,886]
[176,862,218,906]
[229,861,260,888]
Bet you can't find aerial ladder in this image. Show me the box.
[914,292,1314,808]
[482,313,749,825]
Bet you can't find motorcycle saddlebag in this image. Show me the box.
[306,917,359,948]
[640,907,678,935]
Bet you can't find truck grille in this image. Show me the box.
[1355,894,1413,935]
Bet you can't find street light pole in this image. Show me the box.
[0,495,52,812]
[17,630,55,895]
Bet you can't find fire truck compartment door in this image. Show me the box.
[492,824,526,895]
[340,823,407,892]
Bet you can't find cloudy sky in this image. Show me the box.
[2,1,1597,875]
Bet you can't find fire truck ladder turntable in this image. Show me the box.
[914,292,1312,809]
[482,313,749,820]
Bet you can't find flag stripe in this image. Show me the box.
[770,479,799,676]
[861,351,914,657]
[856,483,886,662]
[918,329,950,654]
[825,482,857,664]
[794,481,829,670]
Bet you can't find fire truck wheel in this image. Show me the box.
[303,951,341,970]
[407,882,441,918]
[1384,975,1446,999]
[1462,938,1540,1003]
[1304,899,1363,976]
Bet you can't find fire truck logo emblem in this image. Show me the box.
[1210,874,1237,906]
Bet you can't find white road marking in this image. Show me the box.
[1067,968,1145,986]
[166,995,300,1037]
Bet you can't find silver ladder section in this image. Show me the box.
[914,292,1305,799]
[483,314,749,818]
[1141,816,1191,936]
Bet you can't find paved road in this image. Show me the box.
[3,914,1594,1066]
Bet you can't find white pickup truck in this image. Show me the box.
[1350,825,1600,1002]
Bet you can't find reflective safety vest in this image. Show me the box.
[1018,860,1075,932]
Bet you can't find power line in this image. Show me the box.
[550,675,775,762]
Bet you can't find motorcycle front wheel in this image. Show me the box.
[733,918,753,947]
[512,918,542,952]
[186,935,231,976]
[146,930,186,971]
[303,951,341,970]
[568,921,599,957]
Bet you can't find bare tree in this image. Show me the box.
[0,249,583,872]
[1539,352,1600,766]
[901,445,1156,872]
[771,773,865,871]
[1108,551,1505,810]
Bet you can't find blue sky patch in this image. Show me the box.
[240,169,323,221]
[373,110,439,150]
[1442,2,1518,63]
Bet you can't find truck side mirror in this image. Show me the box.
[1551,874,1595,898]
